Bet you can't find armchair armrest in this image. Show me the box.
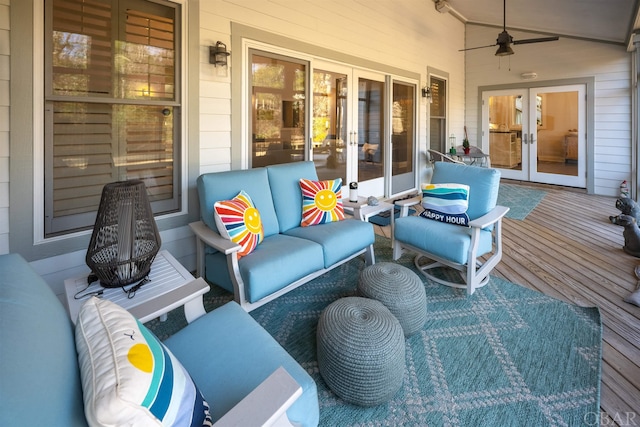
[214,366,303,427]
[394,196,421,217]
[190,221,241,278]
[190,220,241,255]
[468,205,510,229]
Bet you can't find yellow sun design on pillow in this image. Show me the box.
[315,189,338,211]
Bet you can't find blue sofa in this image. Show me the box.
[0,253,319,426]
[191,161,376,311]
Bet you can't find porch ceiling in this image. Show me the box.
[441,0,640,48]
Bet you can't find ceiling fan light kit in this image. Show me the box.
[495,44,514,56]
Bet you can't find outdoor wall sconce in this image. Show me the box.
[209,41,230,66]
[422,86,433,103]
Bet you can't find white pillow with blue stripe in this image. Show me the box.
[75,297,213,427]
[420,183,470,226]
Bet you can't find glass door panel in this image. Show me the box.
[312,69,348,182]
[529,85,586,187]
[250,52,306,168]
[391,81,416,195]
[485,89,528,181]
[355,72,385,197]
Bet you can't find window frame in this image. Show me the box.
[36,0,189,243]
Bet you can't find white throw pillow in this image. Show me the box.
[75,297,212,427]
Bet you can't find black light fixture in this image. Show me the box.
[209,41,230,66]
[422,86,432,103]
[86,180,161,288]
[495,43,514,56]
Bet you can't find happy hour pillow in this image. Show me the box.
[75,297,213,427]
[214,190,264,258]
[419,183,470,226]
[300,178,345,227]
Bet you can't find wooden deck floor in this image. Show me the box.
[374,181,640,426]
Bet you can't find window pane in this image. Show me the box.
[429,77,446,151]
[46,0,180,237]
[48,102,176,234]
[52,1,113,96]
[250,52,306,168]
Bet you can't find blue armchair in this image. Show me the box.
[392,162,509,295]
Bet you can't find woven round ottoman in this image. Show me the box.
[357,262,427,337]
[316,297,405,406]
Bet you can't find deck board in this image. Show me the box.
[373,181,640,426]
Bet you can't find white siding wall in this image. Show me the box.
[198,0,467,178]
[464,24,631,196]
[0,0,9,255]
[5,1,468,301]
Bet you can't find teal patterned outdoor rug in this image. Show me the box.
[148,236,602,426]
[498,183,547,220]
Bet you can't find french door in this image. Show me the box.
[312,64,387,196]
[483,84,586,188]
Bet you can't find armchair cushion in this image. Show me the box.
[164,301,320,426]
[300,178,345,227]
[395,215,493,264]
[420,183,470,226]
[214,190,264,258]
[75,297,212,427]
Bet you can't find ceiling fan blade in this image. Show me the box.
[513,36,560,45]
[458,44,497,52]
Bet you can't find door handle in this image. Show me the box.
[530,133,536,144]
[523,134,528,144]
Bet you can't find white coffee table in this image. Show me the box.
[65,250,209,325]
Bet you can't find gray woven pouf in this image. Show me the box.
[357,262,427,337]
[316,297,405,406]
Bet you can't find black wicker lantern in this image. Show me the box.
[86,180,161,288]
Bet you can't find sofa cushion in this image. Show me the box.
[164,301,319,427]
[285,218,375,267]
[300,178,345,227]
[197,168,280,238]
[214,190,264,258]
[419,183,470,226]
[75,297,212,427]
[266,161,319,233]
[0,253,88,427]
[204,233,325,302]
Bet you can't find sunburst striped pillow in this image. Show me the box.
[214,190,264,258]
[300,178,345,227]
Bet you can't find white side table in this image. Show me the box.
[65,250,209,325]
[343,196,395,236]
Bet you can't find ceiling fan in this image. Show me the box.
[459,0,559,56]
